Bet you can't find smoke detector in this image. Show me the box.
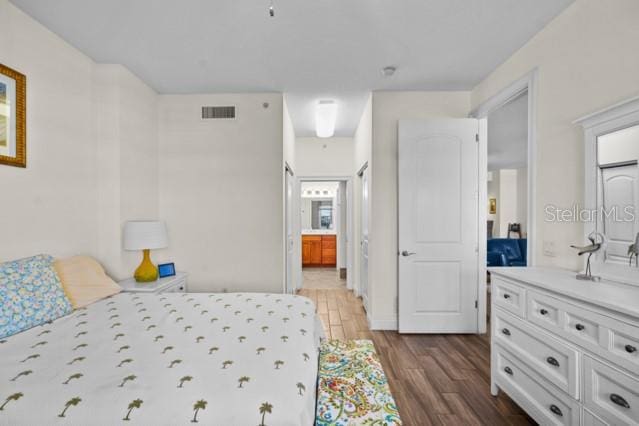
[381,66,397,77]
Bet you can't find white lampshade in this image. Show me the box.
[123,221,169,250]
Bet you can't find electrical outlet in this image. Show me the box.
[543,241,557,257]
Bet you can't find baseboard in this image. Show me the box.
[367,315,398,331]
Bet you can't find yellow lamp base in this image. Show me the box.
[134,249,158,282]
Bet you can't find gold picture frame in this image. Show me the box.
[0,63,26,168]
[489,197,497,214]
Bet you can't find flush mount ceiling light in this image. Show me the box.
[315,100,337,138]
[381,66,397,77]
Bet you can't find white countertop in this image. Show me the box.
[490,266,639,319]
[302,229,336,235]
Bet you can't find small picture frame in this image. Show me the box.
[489,197,497,214]
[158,263,176,278]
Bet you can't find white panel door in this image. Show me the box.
[285,171,295,294]
[600,164,638,264]
[360,168,369,312]
[398,119,479,333]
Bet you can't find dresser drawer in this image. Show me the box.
[493,277,526,318]
[584,355,639,425]
[163,278,187,293]
[494,308,580,398]
[583,409,608,426]
[494,345,580,425]
[527,291,606,352]
[528,290,561,329]
[608,321,639,373]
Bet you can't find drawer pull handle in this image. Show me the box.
[540,309,548,315]
[502,328,511,336]
[503,294,511,299]
[549,404,563,417]
[610,393,630,409]
[504,366,513,375]
[575,323,585,331]
[546,356,560,367]
[626,344,637,353]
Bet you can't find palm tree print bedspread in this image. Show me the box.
[0,292,322,425]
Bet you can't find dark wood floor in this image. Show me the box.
[298,287,536,426]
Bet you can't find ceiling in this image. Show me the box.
[10,0,573,136]
[488,92,528,171]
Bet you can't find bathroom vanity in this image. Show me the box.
[302,234,336,266]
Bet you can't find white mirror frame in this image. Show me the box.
[576,96,639,286]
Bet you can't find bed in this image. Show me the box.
[0,291,322,425]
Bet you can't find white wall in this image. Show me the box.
[0,1,157,271]
[487,172,500,237]
[499,169,518,237]
[472,0,639,268]
[517,167,528,236]
[598,125,639,166]
[295,137,355,177]
[370,91,471,329]
[158,94,284,293]
[0,1,97,261]
[94,64,158,280]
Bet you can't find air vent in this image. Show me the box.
[201,106,236,119]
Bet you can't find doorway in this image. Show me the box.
[471,69,538,332]
[296,178,353,291]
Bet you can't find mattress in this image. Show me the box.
[0,292,322,425]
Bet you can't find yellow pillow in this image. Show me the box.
[54,256,121,309]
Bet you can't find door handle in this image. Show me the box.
[401,251,416,257]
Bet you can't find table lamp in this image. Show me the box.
[123,221,169,282]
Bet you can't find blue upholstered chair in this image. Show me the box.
[487,238,527,267]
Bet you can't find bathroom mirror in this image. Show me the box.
[301,198,333,230]
[578,97,639,285]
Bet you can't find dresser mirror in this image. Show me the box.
[577,97,639,286]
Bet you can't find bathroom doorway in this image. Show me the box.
[297,178,352,290]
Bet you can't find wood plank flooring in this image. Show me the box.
[298,286,536,426]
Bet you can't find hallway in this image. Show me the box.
[301,267,346,289]
[297,286,534,426]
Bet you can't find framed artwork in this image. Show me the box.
[489,197,497,214]
[0,64,26,168]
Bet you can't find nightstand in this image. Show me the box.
[118,272,188,294]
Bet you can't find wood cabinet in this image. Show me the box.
[302,235,336,266]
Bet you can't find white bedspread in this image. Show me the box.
[0,292,321,425]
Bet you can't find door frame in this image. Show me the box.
[470,69,538,333]
[294,176,354,292]
[284,162,296,294]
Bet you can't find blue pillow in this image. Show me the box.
[0,254,73,339]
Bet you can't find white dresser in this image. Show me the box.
[490,267,639,425]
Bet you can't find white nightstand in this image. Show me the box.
[118,272,188,294]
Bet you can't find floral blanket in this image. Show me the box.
[316,340,402,425]
[0,292,322,425]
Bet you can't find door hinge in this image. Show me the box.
[475,133,479,142]
[475,300,478,309]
